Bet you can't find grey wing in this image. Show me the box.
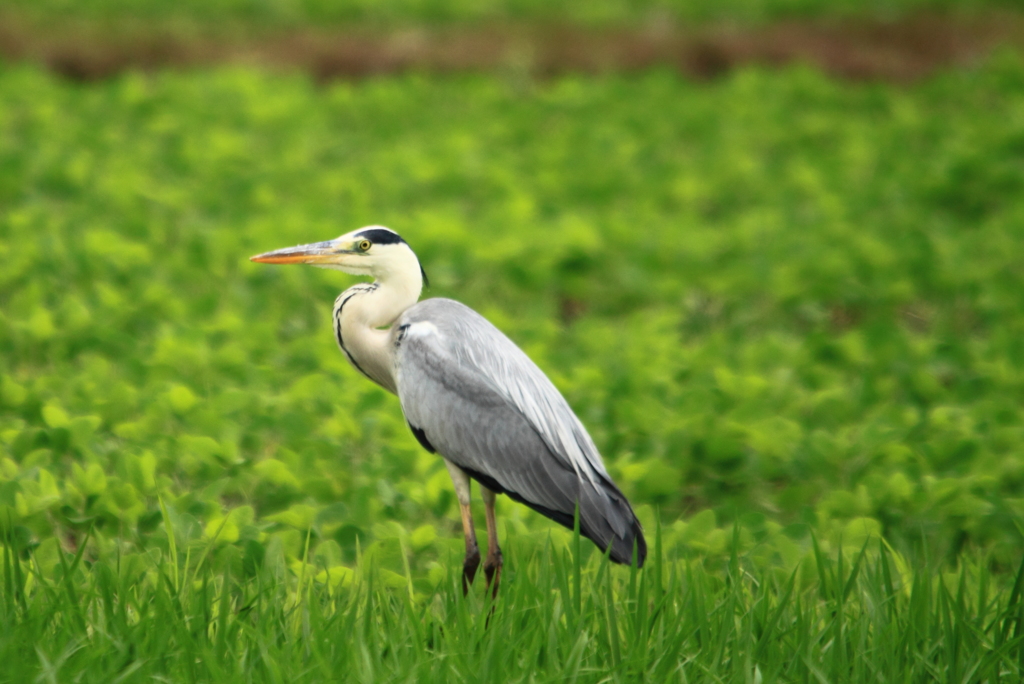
[393,298,646,566]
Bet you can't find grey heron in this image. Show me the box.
[251,226,646,594]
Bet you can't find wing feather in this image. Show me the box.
[394,298,646,565]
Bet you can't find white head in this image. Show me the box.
[251,225,427,291]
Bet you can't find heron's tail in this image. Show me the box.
[576,477,647,567]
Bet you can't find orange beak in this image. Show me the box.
[250,240,347,265]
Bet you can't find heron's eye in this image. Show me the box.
[358,240,372,252]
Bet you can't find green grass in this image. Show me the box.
[5,523,1024,683]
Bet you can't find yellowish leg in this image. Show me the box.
[481,486,503,597]
[445,459,480,595]
[458,501,481,594]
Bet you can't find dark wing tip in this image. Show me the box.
[631,524,648,568]
[608,517,647,567]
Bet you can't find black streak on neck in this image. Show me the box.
[333,287,375,382]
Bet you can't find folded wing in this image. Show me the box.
[394,298,646,566]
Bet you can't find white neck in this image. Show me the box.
[332,246,423,394]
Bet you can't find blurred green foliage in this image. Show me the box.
[2,54,1024,588]
[0,0,1017,28]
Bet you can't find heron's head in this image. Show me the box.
[250,226,428,286]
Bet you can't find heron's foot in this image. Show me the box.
[484,548,503,598]
[462,546,481,596]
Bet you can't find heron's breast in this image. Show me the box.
[334,309,398,394]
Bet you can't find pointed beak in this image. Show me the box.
[250,240,348,265]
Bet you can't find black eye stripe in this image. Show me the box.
[349,227,428,285]
[354,228,405,245]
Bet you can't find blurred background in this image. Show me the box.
[2,0,1024,588]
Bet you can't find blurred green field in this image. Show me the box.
[3,52,1024,585]
[1,0,1018,28]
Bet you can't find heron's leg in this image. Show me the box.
[458,501,481,594]
[444,459,480,595]
[481,485,503,597]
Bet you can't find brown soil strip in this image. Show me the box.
[1,12,1022,83]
